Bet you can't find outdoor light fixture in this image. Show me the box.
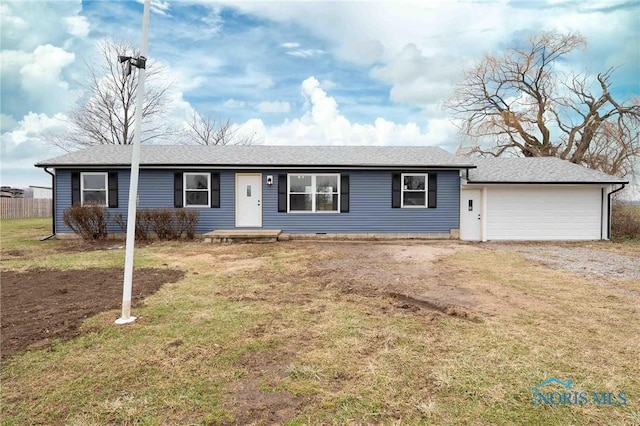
[118,55,147,77]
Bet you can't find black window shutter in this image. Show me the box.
[210,172,220,208]
[428,173,437,208]
[392,173,401,208]
[108,172,118,208]
[71,172,80,206]
[340,174,349,213]
[174,172,183,208]
[278,174,287,212]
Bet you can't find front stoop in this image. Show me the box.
[203,229,282,243]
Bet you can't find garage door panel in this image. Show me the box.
[486,187,601,240]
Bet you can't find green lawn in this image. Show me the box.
[1,218,638,425]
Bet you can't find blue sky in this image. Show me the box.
[1,0,639,187]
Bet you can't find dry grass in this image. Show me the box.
[1,218,639,425]
[611,203,640,240]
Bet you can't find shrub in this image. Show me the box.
[115,208,199,240]
[611,202,640,240]
[153,209,178,240]
[63,204,109,240]
[114,211,154,240]
[175,209,199,239]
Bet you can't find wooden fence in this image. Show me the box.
[0,198,52,219]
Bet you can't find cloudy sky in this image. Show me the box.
[1,0,638,188]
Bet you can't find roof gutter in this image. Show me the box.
[35,164,478,171]
[465,180,628,185]
[607,183,627,240]
[43,167,56,238]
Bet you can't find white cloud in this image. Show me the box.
[256,101,291,113]
[319,79,337,90]
[64,16,90,38]
[217,0,637,110]
[286,49,325,58]
[0,0,87,51]
[223,99,246,109]
[0,4,28,40]
[0,112,68,187]
[280,41,325,59]
[237,76,457,147]
[0,49,31,73]
[151,0,171,15]
[18,45,76,113]
[340,39,385,65]
[136,0,171,16]
[0,113,18,132]
[371,43,460,105]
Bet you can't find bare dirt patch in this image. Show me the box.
[292,242,495,318]
[55,240,152,253]
[1,267,184,358]
[225,349,310,426]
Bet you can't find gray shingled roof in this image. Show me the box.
[35,145,627,184]
[36,145,475,168]
[464,157,627,184]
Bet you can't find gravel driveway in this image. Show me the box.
[488,243,640,282]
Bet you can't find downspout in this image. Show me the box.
[42,167,56,240]
[481,186,488,242]
[607,184,626,240]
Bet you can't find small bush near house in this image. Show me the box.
[175,208,199,239]
[114,208,199,240]
[611,202,640,240]
[114,210,154,240]
[62,204,110,240]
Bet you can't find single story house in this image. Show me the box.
[35,145,627,241]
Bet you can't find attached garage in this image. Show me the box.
[459,157,627,241]
[485,185,604,240]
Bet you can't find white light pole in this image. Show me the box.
[116,0,151,325]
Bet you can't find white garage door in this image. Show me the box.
[486,186,603,240]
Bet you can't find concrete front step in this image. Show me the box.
[203,229,282,243]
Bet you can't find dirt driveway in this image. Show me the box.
[283,240,640,318]
[486,243,640,282]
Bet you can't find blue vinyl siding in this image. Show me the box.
[55,169,460,234]
[56,170,132,234]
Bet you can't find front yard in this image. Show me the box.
[1,218,639,425]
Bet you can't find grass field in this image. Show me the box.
[1,218,639,425]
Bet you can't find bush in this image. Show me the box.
[175,209,199,239]
[114,211,154,240]
[114,208,199,240]
[611,203,640,240]
[63,204,110,240]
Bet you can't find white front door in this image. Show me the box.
[236,174,262,227]
[460,189,482,241]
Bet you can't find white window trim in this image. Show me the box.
[183,172,211,208]
[287,173,340,213]
[80,172,108,207]
[401,173,429,208]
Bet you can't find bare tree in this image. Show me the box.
[183,110,255,145]
[48,39,175,151]
[446,31,640,176]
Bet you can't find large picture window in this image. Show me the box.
[288,174,339,212]
[81,172,108,206]
[401,174,428,208]
[184,173,210,207]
